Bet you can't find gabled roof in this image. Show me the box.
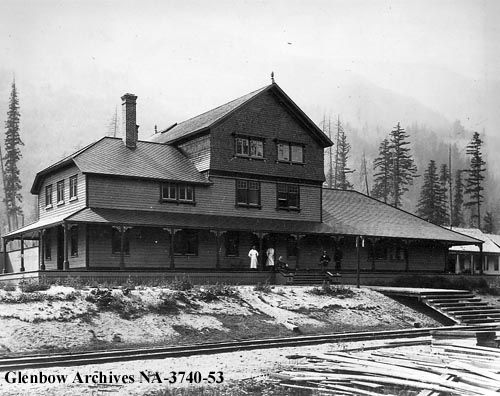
[149,83,333,147]
[449,228,500,253]
[322,189,480,244]
[31,137,209,194]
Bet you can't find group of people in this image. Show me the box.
[247,246,341,271]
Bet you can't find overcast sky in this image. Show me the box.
[0,0,498,163]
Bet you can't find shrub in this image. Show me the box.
[85,288,115,308]
[308,281,354,297]
[156,291,179,314]
[19,279,51,293]
[195,283,238,302]
[169,276,193,291]
[254,281,272,293]
[0,282,16,291]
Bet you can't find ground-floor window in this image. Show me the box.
[174,229,198,255]
[286,235,297,257]
[70,226,78,257]
[111,227,130,255]
[225,231,239,256]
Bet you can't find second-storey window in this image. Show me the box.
[161,183,195,203]
[69,175,78,199]
[45,184,53,208]
[277,183,300,209]
[236,179,260,207]
[235,137,264,158]
[56,180,65,204]
[277,142,304,163]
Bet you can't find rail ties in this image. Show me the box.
[0,324,498,371]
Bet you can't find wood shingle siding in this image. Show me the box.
[210,90,326,182]
[38,165,86,220]
[88,175,322,222]
[178,134,210,172]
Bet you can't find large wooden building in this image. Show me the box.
[1,82,480,284]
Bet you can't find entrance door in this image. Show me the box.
[57,226,64,270]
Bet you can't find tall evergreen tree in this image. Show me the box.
[3,79,23,230]
[372,138,392,203]
[417,160,448,225]
[464,132,486,228]
[483,211,494,234]
[439,164,450,224]
[388,122,418,208]
[451,170,465,227]
[333,118,354,190]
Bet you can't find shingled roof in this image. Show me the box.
[322,189,480,244]
[150,83,333,147]
[31,137,209,194]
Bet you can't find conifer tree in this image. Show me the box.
[451,170,464,227]
[3,80,23,230]
[439,164,450,224]
[333,118,354,190]
[388,122,418,208]
[372,138,392,203]
[464,132,486,228]
[483,211,494,234]
[417,160,448,225]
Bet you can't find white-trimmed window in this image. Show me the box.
[235,137,264,158]
[161,183,195,203]
[277,142,304,163]
[236,179,260,207]
[277,183,300,210]
[45,184,53,208]
[69,175,78,200]
[56,180,65,204]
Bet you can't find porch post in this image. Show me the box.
[3,238,8,273]
[455,254,460,274]
[356,236,360,288]
[63,223,69,270]
[479,243,483,275]
[20,234,25,272]
[369,238,376,271]
[295,234,301,270]
[119,225,125,270]
[258,233,264,270]
[470,253,474,275]
[39,229,46,271]
[215,231,221,269]
[169,227,175,270]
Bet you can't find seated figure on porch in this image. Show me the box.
[319,251,331,272]
[277,256,290,272]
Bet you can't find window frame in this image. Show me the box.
[173,229,199,256]
[111,227,130,255]
[69,175,78,200]
[56,180,65,205]
[276,183,300,211]
[235,136,265,159]
[235,179,261,208]
[224,231,240,257]
[160,183,195,205]
[45,184,53,209]
[276,141,305,164]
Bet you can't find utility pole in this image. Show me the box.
[328,117,333,188]
[334,115,341,189]
[361,151,369,195]
[448,145,453,228]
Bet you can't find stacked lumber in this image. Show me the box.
[273,340,500,395]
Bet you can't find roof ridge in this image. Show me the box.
[159,84,271,135]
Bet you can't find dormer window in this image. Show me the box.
[161,183,195,204]
[235,136,264,159]
[277,141,304,164]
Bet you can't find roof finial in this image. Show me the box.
[154,124,158,134]
[271,71,275,84]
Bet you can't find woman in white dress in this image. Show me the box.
[248,246,259,269]
[266,247,275,270]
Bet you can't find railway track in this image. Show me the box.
[0,323,498,371]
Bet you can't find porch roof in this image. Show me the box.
[448,228,500,253]
[3,211,80,239]
[65,207,336,234]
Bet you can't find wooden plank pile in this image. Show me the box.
[273,335,500,395]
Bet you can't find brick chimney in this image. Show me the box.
[121,93,138,149]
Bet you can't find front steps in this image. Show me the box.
[419,291,500,325]
[292,270,329,285]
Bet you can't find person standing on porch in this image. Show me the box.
[266,247,275,270]
[248,246,259,270]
